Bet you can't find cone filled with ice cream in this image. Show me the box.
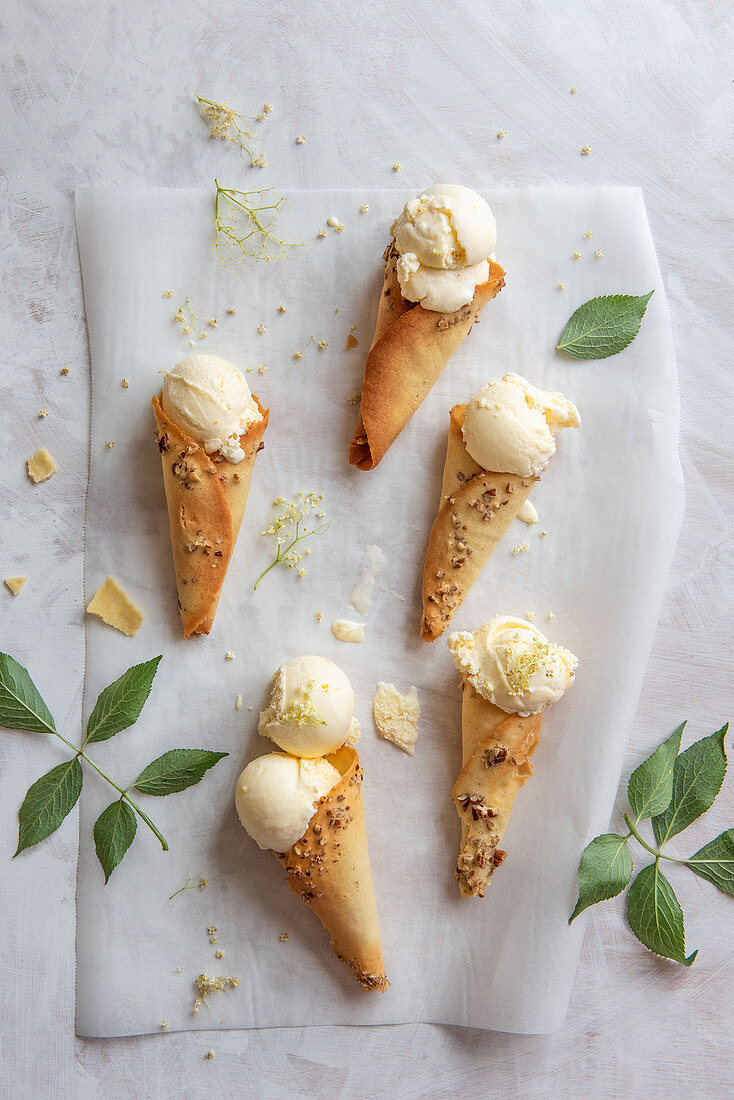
[420,373,579,641]
[235,656,389,991]
[447,617,578,897]
[152,354,268,636]
[349,185,505,470]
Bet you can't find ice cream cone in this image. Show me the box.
[275,746,389,991]
[349,244,505,471]
[420,405,535,642]
[452,683,541,898]
[152,392,268,637]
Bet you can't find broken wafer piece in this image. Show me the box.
[27,449,57,483]
[5,576,27,596]
[372,682,420,755]
[87,576,144,637]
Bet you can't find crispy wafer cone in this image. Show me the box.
[452,683,541,897]
[152,393,268,637]
[275,746,389,992]
[420,405,535,642]
[349,243,505,470]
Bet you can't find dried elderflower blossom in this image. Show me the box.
[254,491,332,590]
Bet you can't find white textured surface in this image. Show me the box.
[74,184,681,1037]
[1,0,732,1095]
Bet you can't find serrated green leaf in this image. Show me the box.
[652,725,728,846]
[556,291,654,360]
[133,748,228,796]
[14,758,83,855]
[85,656,162,745]
[0,653,56,735]
[684,829,734,896]
[93,800,138,883]
[569,833,633,923]
[628,722,685,820]
[627,863,697,965]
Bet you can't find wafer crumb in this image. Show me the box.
[345,333,359,350]
[5,576,27,596]
[235,694,243,710]
[27,448,57,483]
[87,576,143,636]
[570,87,578,94]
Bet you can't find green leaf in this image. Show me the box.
[93,800,138,883]
[569,833,633,923]
[652,725,728,846]
[85,656,162,745]
[628,722,685,820]
[0,653,56,735]
[627,863,697,965]
[132,749,228,796]
[684,829,734,896]
[556,292,654,360]
[14,758,83,855]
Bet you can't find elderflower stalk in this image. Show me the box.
[195,95,271,166]
[254,492,332,590]
[213,180,304,269]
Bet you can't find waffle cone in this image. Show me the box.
[452,683,541,897]
[275,747,389,992]
[420,405,535,641]
[152,393,268,637]
[349,243,505,470]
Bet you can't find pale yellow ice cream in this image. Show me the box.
[162,354,262,463]
[461,373,580,477]
[235,752,340,852]
[391,184,496,313]
[258,655,359,758]
[448,615,578,716]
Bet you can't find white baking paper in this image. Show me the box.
[74,186,682,1037]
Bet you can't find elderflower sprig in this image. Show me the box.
[254,492,331,590]
[213,180,304,269]
[195,95,272,166]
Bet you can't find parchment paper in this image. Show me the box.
[74,186,682,1037]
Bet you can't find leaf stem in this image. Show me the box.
[49,729,168,850]
[624,814,663,859]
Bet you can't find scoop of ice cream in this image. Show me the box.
[461,373,580,477]
[391,185,496,269]
[396,252,490,313]
[235,752,340,852]
[448,615,578,716]
[390,184,496,313]
[258,655,359,758]
[161,354,262,464]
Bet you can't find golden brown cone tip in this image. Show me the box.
[349,244,505,471]
[420,404,534,642]
[152,392,268,637]
[453,684,541,898]
[275,746,389,992]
